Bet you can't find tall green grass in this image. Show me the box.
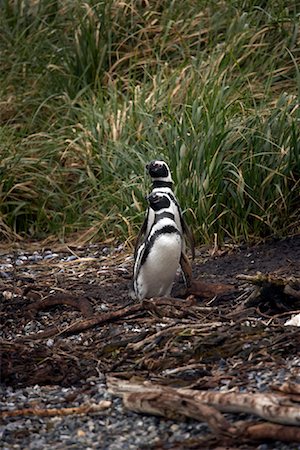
[0,0,299,244]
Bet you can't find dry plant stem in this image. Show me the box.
[0,401,111,419]
[179,252,192,288]
[236,273,300,287]
[19,303,143,340]
[128,321,223,351]
[107,377,300,426]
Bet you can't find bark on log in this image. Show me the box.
[240,422,300,442]
[123,391,233,435]
[107,377,300,426]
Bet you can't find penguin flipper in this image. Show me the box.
[180,251,192,288]
[181,217,195,260]
[134,211,149,258]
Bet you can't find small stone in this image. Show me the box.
[0,272,11,279]
[3,291,13,300]
[46,339,54,348]
[66,255,78,261]
[77,429,86,437]
[44,253,59,260]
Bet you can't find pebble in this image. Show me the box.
[0,271,11,279]
[28,254,43,262]
[44,253,59,260]
[66,255,78,262]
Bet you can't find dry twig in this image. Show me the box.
[0,401,111,419]
[18,303,143,340]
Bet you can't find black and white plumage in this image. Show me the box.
[135,160,195,260]
[133,192,183,301]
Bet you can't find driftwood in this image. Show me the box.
[123,391,231,435]
[187,279,235,299]
[235,272,300,311]
[17,296,215,341]
[107,377,300,443]
[235,422,300,443]
[0,400,111,419]
[17,303,143,340]
[173,278,235,300]
[237,273,300,300]
[236,273,300,286]
[141,296,197,318]
[25,294,94,318]
[128,321,222,352]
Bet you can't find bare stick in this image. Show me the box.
[0,401,111,419]
[18,303,143,340]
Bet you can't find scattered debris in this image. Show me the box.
[1,236,300,448]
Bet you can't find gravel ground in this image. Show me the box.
[1,369,300,450]
[1,239,300,449]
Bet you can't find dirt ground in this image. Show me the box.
[1,235,300,447]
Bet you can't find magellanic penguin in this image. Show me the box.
[133,192,183,301]
[134,160,195,286]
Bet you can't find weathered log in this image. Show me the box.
[123,391,232,436]
[187,280,235,299]
[240,422,300,442]
[107,377,300,426]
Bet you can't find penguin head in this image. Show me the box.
[147,192,171,211]
[146,160,173,183]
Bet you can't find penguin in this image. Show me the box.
[133,192,183,301]
[134,160,194,287]
[135,160,195,258]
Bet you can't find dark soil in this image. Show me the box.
[1,235,300,448]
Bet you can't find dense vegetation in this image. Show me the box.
[1,0,299,245]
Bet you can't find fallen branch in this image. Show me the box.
[236,273,299,286]
[271,382,300,395]
[18,303,143,340]
[240,422,300,442]
[123,391,232,436]
[142,296,197,318]
[0,400,111,419]
[107,377,300,427]
[26,294,94,318]
[128,321,223,352]
[187,279,235,299]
